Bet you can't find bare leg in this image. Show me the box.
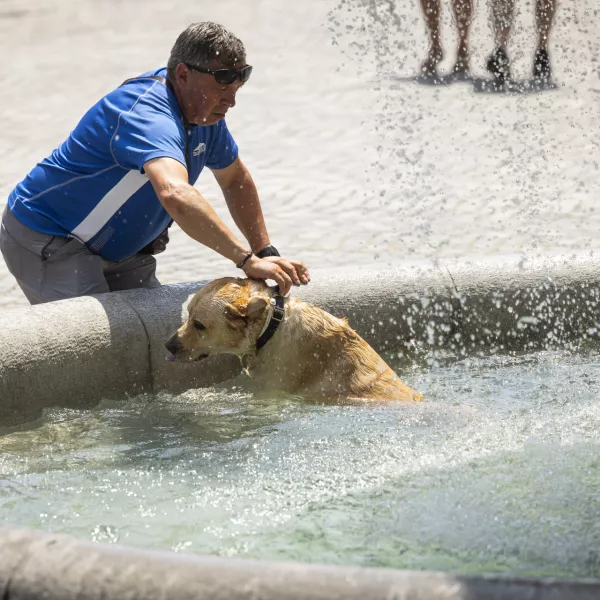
[419,0,444,75]
[533,0,557,80]
[451,0,473,74]
[490,0,515,52]
[536,0,556,50]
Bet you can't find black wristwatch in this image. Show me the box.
[256,244,280,258]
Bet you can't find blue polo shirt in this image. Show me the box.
[7,67,238,261]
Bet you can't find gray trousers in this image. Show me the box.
[0,207,160,305]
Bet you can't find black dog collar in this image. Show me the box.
[256,292,285,351]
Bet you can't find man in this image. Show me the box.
[0,22,309,304]
[419,0,474,81]
[486,0,557,86]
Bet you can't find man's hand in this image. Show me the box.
[242,255,310,296]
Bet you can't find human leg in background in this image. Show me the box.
[487,0,515,83]
[533,0,557,82]
[419,0,445,78]
[450,0,474,79]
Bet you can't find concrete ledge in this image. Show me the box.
[0,294,150,426]
[437,252,600,353]
[1,528,599,600]
[2,251,600,426]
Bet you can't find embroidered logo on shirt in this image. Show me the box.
[192,143,206,157]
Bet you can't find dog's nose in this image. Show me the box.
[165,333,182,355]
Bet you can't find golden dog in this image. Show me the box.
[165,277,423,402]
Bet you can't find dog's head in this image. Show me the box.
[165,277,273,362]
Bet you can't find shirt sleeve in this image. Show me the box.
[205,119,239,170]
[110,85,187,173]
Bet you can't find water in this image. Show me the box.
[1,346,600,578]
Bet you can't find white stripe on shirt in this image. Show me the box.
[71,170,149,242]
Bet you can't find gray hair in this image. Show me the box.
[167,22,247,80]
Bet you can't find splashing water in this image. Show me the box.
[1,345,600,577]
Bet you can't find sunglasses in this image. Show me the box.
[184,63,253,84]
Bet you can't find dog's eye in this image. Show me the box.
[193,321,206,331]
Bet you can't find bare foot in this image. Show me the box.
[420,46,444,78]
[450,51,472,81]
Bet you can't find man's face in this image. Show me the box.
[175,59,247,126]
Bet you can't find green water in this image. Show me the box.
[1,347,600,577]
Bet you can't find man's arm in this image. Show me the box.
[145,156,249,265]
[211,156,310,287]
[211,156,270,253]
[144,157,309,294]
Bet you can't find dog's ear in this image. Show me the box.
[246,296,268,321]
[224,283,252,322]
[225,296,267,320]
[225,293,268,324]
[225,303,246,322]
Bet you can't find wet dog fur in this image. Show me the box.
[165,277,423,402]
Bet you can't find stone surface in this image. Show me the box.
[2,528,600,600]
